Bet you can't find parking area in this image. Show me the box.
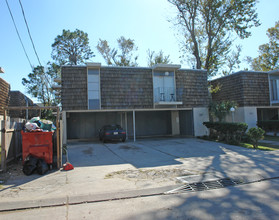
[67,137,279,177]
[1,137,279,210]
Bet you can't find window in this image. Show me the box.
[153,71,175,103]
[270,77,279,103]
[88,69,100,109]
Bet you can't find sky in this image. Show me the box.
[0,0,279,102]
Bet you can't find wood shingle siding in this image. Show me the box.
[61,66,88,110]
[100,67,153,109]
[176,69,209,108]
[211,71,270,107]
[8,91,38,118]
[61,65,210,110]
[0,78,10,115]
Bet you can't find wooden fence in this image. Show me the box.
[1,121,23,171]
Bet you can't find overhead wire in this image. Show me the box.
[5,0,33,69]
[18,0,42,67]
[17,0,53,88]
[6,0,55,98]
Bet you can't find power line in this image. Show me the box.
[18,0,42,67]
[17,0,52,88]
[5,0,33,69]
[6,0,53,91]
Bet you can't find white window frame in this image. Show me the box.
[87,68,101,110]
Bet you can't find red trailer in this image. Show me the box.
[21,131,53,164]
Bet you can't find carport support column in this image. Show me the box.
[62,111,67,146]
[133,110,136,142]
[171,110,180,136]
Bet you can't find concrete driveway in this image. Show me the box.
[68,137,279,177]
[1,137,279,213]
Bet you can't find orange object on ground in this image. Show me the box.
[63,162,74,171]
[21,131,53,164]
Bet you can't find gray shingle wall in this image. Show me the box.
[211,71,270,107]
[8,91,38,118]
[176,69,209,108]
[210,73,244,105]
[61,66,210,110]
[242,72,270,106]
[61,66,88,110]
[0,78,10,115]
[100,67,153,109]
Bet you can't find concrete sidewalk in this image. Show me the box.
[2,179,279,220]
[1,138,279,212]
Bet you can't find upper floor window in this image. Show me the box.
[88,69,100,109]
[153,71,175,103]
[270,79,278,101]
[270,74,279,104]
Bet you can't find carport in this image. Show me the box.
[62,108,194,143]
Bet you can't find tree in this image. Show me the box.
[168,0,260,76]
[51,29,94,65]
[147,49,171,67]
[222,45,242,75]
[22,63,59,104]
[97,36,138,66]
[209,100,237,122]
[247,21,279,71]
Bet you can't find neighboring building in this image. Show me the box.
[8,91,38,119]
[59,63,210,141]
[0,77,10,117]
[210,70,279,128]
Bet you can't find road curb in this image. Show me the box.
[0,185,176,212]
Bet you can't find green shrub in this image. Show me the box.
[203,122,248,144]
[209,101,237,122]
[247,127,265,149]
[257,120,279,132]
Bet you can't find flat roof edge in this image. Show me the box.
[62,108,194,113]
[209,70,268,82]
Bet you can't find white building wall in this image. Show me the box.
[171,110,180,135]
[193,107,209,136]
[62,111,67,146]
[242,107,257,129]
[225,107,258,129]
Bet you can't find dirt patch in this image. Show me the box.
[0,161,23,185]
[105,168,196,181]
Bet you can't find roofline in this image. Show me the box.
[98,65,151,70]
[0,77,10,86]
[61,64,206,72]
[268,69,279,75]
[152,64,181,71]
[209,70,268,82]
[0,67,5,73]
[62,108,194,113]
[179,68,207,72]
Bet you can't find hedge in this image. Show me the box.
[257,120,279,132]
[203,122,248,144]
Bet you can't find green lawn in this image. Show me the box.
[200,135,279,151]
[239,143,279,151]
[239,135,279,151]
